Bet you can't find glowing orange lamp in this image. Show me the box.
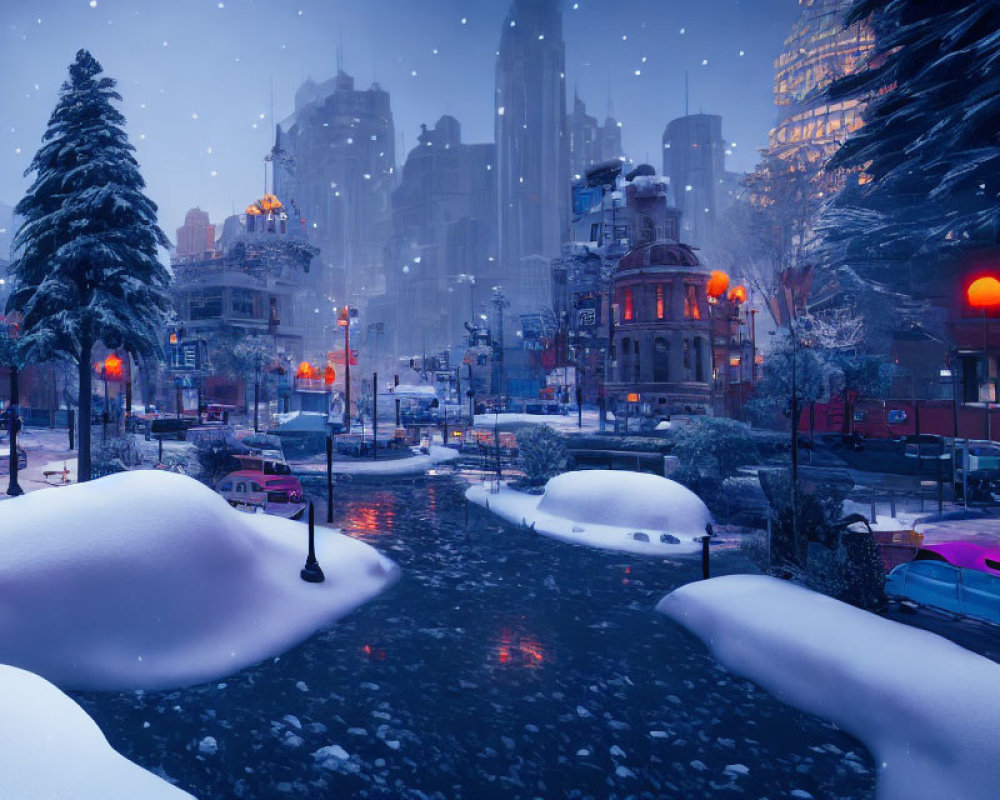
[324,365,336,385]
[296,361,317,380]
[103,353,124,381]
[968,275,1000,442]
[968,276,1000,309]
[728,285,747,304]
[706,270,730,299]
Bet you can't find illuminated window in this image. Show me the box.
[656,284,665,319]
[623,288,634,321]
[684,285,701,319]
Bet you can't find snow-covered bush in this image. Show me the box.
[757,469,883,610]
[91,433,143,478]
[194,441,243,486]
[669,417,759,512]
[513,425,570,492]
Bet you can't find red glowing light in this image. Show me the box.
[324,364,336,385]
[97,353,124,381]
[967,276,1000,309]
[728,285,747,304]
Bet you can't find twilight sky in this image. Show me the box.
[0,0,802,239]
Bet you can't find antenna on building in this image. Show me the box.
[685,70,690,117]
[606,79,613,119]
[337,30,344,73]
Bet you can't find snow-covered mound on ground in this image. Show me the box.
[658,575,1000,800]
[466,470,711,556]
[539,471,709,531]
[0,663,193,798]
[293,445,458,477]
[0,471,399,691]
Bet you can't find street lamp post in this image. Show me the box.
[0,315,24,497]
[966,276,1000,442]
[706,271,730,416]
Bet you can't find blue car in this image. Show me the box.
[886,560,1000,626]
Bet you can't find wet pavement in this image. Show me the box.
[73,473,876,799]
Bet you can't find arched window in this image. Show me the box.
[634,339,641,382]
[654,338,670,382]
[684,285,701,319]
[694,336,705,382]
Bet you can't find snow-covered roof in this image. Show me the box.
[658,575,1000,800]
[0,470,398,690]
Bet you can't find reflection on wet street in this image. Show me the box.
[74,474,876,799]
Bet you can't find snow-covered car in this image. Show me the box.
[885,559,1000,625]
[0,445,27,475]
[217,468,305,520]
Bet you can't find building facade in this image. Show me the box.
[376,116,498,358]
[768,0,874,195]
[274,69,396,307]
[608,242,713,418]
[495,0,569,331]
[568,93,624,181]
[662,114,741,251]
[170,194,318,407]
[175,207,215,259]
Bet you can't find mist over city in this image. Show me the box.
[0,1,999,799]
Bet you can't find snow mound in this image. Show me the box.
[466,470,711,556]
[658,575,1000,800]
[538,471,710,533]
[0,663,193,798]
[0,470,399,691]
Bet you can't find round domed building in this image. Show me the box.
[607,240,712,418]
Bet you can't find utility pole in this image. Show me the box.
[342,305,352,433]
[790,322,800,556]
[372,371,378,460]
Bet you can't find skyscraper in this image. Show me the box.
[768,0,874,194]
[378,116,497,355]
[274,67,396,306]
[174,207,215,258]
[495,0,569,325]
[662,114,737,249]
[568,92,624,181]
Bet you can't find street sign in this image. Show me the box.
[168,339,208,372]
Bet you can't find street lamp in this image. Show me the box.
[706,270,730,415]
[96,353,124,443]
[0,314,24,496]
[966,276,1000,441]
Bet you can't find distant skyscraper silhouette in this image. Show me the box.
[495,0,569,326]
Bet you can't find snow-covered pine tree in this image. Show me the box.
[819,0,1000,289]
[7,50,171,482]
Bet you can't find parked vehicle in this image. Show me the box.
[142,416,197,441]
[886,559,1000,626]
[0,444,27,475]
[914,542,1000,577]
[954,468,1000,503]
[901,434,948,459]
[217,460,305,520]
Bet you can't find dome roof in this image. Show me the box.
[617,241,703,272]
